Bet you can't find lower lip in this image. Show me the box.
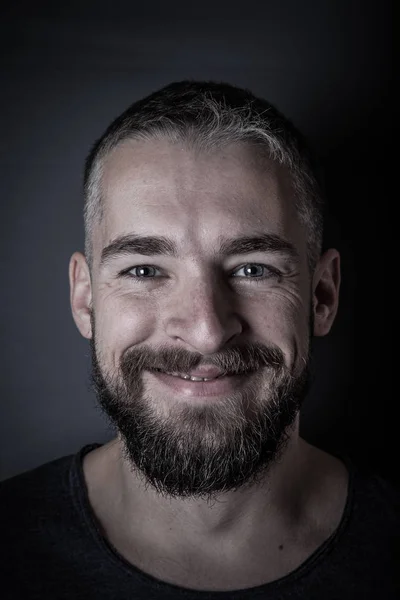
[148,370,252,397]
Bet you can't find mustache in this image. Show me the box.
[119,342,286,381]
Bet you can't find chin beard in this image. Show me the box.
[89,330,312,503]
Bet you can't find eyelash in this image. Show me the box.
[118,263,282,284]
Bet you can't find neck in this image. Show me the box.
[95,427,314,546]
[83,429,349,590]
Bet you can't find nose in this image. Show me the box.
[163,275,243,354]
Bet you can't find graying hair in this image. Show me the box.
[83,80,325,272]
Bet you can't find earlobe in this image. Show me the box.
[69,252,93,339]
[312,249,341,337]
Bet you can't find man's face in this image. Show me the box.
[88,138,313,502]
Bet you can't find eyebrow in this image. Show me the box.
[99,232,300,268]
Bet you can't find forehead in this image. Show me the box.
[96,138,304,258]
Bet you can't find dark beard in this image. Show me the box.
[89,315,313,503]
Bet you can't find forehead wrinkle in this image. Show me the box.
[101,138,285,207]
[95,140,306,268]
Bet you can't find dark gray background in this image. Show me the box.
[0,2,395,482]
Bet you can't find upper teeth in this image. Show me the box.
[164,371,220,382]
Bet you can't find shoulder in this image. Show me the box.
[349,460,399,517]
[0,452,75,521]
[332,454,400,572]
[306,443,399,542]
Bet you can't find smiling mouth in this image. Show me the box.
[152,368,228,382]
[150,368,257,383]
[147,367,260,398]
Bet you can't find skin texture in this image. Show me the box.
[69,139,346,591]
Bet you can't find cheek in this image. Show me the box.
[258,287,308,328]
[94,289,158,367]
[256,290,310,366]
[93,281,310,372]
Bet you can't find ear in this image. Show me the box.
[69,252,93,339]
[312,248,341,337]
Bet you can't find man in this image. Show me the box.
[1,80,398,599]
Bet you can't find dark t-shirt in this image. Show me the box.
[1,443,399,599]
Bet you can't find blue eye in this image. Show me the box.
[124,265,161,278]
[119,263,281,284]
[232,264,279,280]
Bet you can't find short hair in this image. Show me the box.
[83,80,325,272]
